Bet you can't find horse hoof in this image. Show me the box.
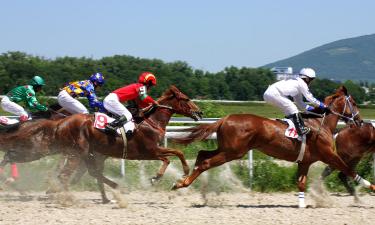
[171,183,179,190]
[150,177,159,185]
[102,199,111,204]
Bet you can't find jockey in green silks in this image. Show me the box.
[1,75,48,122]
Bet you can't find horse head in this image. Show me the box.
[157,85,203,121]
[324,86,362,126]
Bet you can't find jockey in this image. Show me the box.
[263,68,329,135]
[58,73,106,114]
[1,75,48,122]
[103,72,158,136]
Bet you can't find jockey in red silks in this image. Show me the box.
[103,72,158,137]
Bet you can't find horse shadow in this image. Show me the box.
[191,203,297,208]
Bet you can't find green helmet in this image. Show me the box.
[30,75,45,86]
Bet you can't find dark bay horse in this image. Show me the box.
[172,86,375,208]
[0,85,202,203]
[0,107,68,185]
[321,122,375,195]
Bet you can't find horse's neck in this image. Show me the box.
[321,113,340,133]
[147,108,173,129]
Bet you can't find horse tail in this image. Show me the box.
[173,117,226,145]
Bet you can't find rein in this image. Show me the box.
[142,104,175,136]
[313,95,356,135]
[328,95,359,123]
[49,109,69,118]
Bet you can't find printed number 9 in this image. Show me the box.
[95,114,107,129]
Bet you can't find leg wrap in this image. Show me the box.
[10,163,19,179]
[354,175,371,188]
[298,192,306,208]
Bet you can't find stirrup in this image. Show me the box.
[300,127,310,135]
[105,124,118,134]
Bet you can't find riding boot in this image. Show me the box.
[105,115,128,134]
[290,113,310,136]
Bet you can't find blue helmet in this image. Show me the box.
[89,73,105,86]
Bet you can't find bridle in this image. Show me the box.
[328,95,359,124]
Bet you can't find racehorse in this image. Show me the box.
[0,105,69,187]
[0,85,202,203]
[172,86,375,208]
[321,122,375,195]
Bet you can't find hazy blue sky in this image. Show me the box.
[1,0,374,72]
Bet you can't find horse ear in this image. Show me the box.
[169,85,178,92]
[336,86,348,96]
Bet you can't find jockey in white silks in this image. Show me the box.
[263,68,329,135]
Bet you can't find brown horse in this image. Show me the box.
[172,86,375,208]
[321,122,375,195]
[0,106,69,185]
[0,85,202,203]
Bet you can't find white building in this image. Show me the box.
[270,67,297,80]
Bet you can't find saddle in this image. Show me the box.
[0,116,21,132]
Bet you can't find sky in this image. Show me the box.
[1,0,375,72]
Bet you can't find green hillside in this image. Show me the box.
[263,34,375,82]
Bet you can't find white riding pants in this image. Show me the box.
[0,96,28,117]
[103,93,135,132]
[263,86,299,116]
[58,90,89,114]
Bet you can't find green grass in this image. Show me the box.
[201,102,375,119]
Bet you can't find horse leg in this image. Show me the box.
[338,172,355,195]
[321,166,334,179]
[56,154,81,191]
[297,163,311,208]
[0,157,10,188]
[172,149,234,190]
[83,155,118,204]
[320,151,375,191]
[153,147,190,181]
[70,160,88,185]
[151,157,170,184]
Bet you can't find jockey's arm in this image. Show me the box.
[139,86,157,105]
[293,95,312,111]
[80,81,105,112]
[299,85,325,108]
[86,90,106,113]
[25,90,48,111]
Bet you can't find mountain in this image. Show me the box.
[263,34,375,82]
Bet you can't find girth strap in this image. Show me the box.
[295,134,306,163]
[119,127,128,159]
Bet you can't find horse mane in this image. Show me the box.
[324,85,348,105]
[157,85,189,103]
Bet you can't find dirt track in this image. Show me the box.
[0,190,374,225]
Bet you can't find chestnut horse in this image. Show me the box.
[321,122,375,195]
[172,86,375,208]
[0,85,202,203]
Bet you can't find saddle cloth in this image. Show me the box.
[279,118,307,162]
[94,112,129,135]
[281,118,299,139]
[94,112,128,158]
[0,116,20,126]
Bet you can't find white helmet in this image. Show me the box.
[299,68,316,79]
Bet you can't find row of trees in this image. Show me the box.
[0,51,372,104]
